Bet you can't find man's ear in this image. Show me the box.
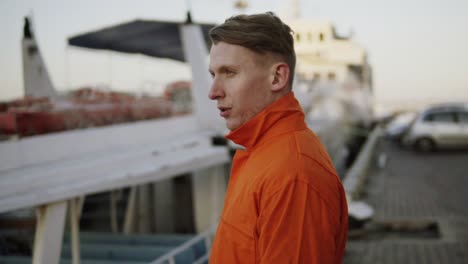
[271,63,290,92]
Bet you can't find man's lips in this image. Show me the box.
[218,106,232,118]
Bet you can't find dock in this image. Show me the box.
[345,139,468,263]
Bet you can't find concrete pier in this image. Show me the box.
[345,140,468,263]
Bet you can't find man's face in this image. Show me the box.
[209,42,275,131]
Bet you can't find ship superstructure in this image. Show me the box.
[293,20,372,89]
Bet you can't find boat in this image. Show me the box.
[0,3,374,263]
[0,13,228,264]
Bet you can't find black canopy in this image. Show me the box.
[68,19,216,62]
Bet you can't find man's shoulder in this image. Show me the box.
[256,128,333,168]
[251,129,339,187]
[294,129,337,172]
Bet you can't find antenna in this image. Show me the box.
[184,0,193,24]
[24,17,32,39]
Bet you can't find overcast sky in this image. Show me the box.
[1,0,467,106]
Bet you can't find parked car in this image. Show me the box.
[385,111,417,143]
[402,103,468,151]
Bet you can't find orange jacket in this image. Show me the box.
[209,92,348,264]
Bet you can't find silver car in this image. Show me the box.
[402,103,468,151]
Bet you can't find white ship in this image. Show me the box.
[282,1,374,175]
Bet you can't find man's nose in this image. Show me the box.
[208,80,224,100]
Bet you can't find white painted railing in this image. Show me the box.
[0,116,229,264]
[343,125,383,221]
[343,125,383,199]
[0,119,228,213]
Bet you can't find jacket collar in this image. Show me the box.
[226,92,307,151]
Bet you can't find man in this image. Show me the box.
[208,12,348,263]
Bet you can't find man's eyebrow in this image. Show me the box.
[219,65,237,72]
[209,65,237,75]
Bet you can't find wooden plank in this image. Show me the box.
[123,187,137,234]
[32,201,67,264]
[69,198,81,264]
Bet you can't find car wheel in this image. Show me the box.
[414,137,436,152]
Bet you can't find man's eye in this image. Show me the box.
[225,70,235,76]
